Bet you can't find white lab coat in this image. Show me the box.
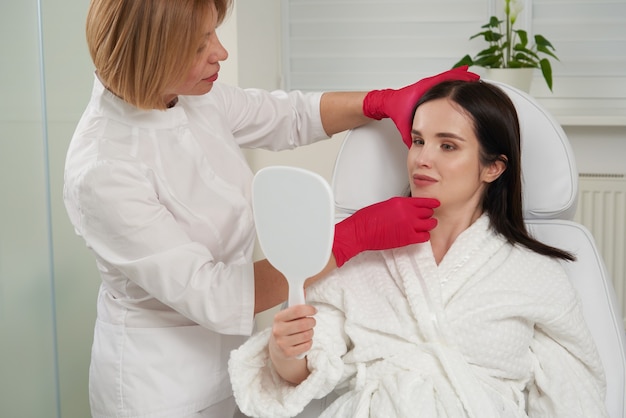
[63,75,327,418]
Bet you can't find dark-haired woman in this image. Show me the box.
[229,81,608,418]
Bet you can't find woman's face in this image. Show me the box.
[407,98,503,216]
[163,4,228,101]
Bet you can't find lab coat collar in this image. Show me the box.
[91,73,188,129]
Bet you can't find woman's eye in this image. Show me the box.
[412,138,424,145]
[442,143,455,151]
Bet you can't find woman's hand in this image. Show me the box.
[268,304,317,385]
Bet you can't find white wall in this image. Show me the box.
[236,0,347,186]
[566,127,626,175]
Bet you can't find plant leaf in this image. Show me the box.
[540,58,554,91]
[485,16,502,28]
[534,34,555,50]
[470,30,503,43]
[513,46,540,61]
[511,53,539,68]
[452,55,474,68]
[476,45,501,57]
[474,55,503,67]
[515,30,528,48]
[537,44,559,60]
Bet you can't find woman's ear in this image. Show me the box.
[483,155,507,183]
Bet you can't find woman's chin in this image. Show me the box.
[411,191,437,200]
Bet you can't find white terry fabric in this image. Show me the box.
[229,215,608,418]
[63,75,327,418]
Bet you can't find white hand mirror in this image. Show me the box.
[252,166,334,307]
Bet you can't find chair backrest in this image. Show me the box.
[330,81,626,418]
[332,82,578,222]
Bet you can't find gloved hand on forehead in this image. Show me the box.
[332,196,439,267]
[363,66,480,147]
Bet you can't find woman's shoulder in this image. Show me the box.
[183,82,262,107]
[509,244,579,303]
[512,244,567,276]
[306,251,394,302]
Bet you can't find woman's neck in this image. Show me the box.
[430,207,484,264]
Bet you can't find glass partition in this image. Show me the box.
[1,1,95,417]
[0,1,60,416]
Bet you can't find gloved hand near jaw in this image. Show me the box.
[332,196,439,267]
[363,66,480,147]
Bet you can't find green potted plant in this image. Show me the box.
[453,0,559,91]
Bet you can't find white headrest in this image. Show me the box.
[332,80,578,222]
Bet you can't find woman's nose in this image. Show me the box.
[411,145,433,167]
[210,34,229,62]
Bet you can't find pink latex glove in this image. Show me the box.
[332,197,440,267]
[363,66,480,147]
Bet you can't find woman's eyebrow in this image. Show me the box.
[411,129,466,141]
[437,132,466,141]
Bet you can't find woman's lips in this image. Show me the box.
[204,73,218,82]
[412,174,437,187]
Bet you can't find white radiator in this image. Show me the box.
[574,173,626,328]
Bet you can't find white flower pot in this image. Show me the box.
[484,68,534,93]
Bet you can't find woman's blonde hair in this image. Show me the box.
[86,0,232,110]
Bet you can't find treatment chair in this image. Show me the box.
[329,81,626,418]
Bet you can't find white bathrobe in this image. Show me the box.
[229,215,608,418]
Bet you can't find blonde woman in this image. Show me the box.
[63,0,479,416]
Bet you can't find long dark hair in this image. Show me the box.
[414,80,574,261]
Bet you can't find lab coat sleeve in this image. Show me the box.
[211,83,329,151]
[526,294,608,418]
[76,159,255,335]
[229,302,349,418]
